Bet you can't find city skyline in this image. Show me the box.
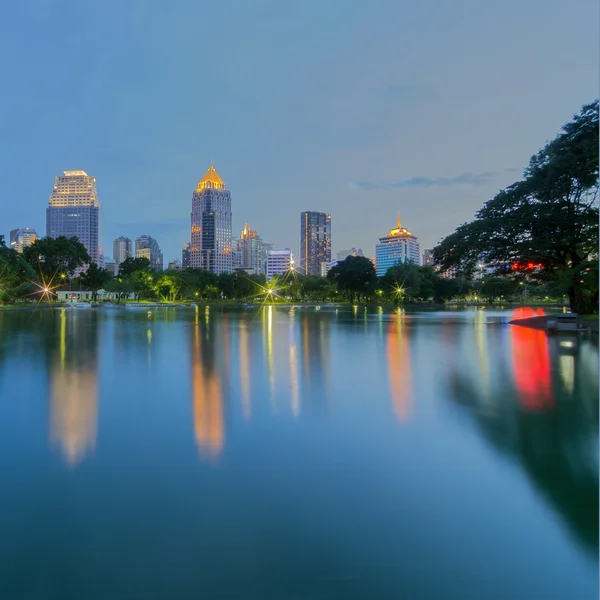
[1,2,595,263]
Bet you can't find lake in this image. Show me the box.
[0,305,597,599]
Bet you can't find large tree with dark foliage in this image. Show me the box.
[433,101,599,313]
[23,235,90,278]
[327,255,377,303]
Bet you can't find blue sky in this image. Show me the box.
[0,0,597,262]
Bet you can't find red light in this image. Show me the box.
[527,262,534,269]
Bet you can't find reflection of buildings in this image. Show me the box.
[299,313,330,414]
[446,327,598,554]
[49,309,99,467]
[386,311,412,422]
[190,322,224,458]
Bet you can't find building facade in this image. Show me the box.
[422,249,435,267]
[190,165,233,273]
[113,237,132,269]
[300,211,331,275]
[336,248,363,260]
[266,249,292,281]
[236,223,264,274]
[9,228,37,253]
[135,235,163,271]
[375,216,420,276]
[182,243,191,268]
[46,170,103,267]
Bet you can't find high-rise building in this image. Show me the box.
[336,248,363,260]
[135,235,163,271]
[168,259,182,270]
[113,237,132,269]
[236,223,264,274]
[375,215,420,276]
[104,258,118,277]
[9,228,37,253]
[182,243,191,269]
[300,211,331,275]
[46,170,103,267]
[190,165,233,273]
[266,249,292,281]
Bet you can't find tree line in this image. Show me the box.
[0,237,570,306]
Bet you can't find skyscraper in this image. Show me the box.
[266,249,292,281]
[113,237,132,269]
[375,215,420,276]
[135,235,163,271]
[46,170,103,266]
[422,249,435,266]
[300,211,331,275]
[236,223,264,274]
[9,228,37,253]
[182,243,191,268]
[190,165,233,273]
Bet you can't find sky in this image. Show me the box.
[0,0,597,263]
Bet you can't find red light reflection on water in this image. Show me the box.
[510,308,554,411]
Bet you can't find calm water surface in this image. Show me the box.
[0,305,597,599]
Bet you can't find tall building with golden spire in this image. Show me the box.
[190,165,233,273]
[374,213,420,276]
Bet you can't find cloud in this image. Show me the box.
[350,170,506,191]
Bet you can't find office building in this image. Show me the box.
[375,215,420,276]
[182,243,191,268]
[190,165,233,273]
[9,228,37,253]
[46,170,103,267]
[300,211,331,275]
[266,249,292,281]
[113,237,132,269]
[168,259,182,270]
[422,249,434,266]
[236,223,264,274]
[135,235,163,271]
[336,248,363,260]
[104,258,117,277]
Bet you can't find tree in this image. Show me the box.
[23,236,90,278]
[79,262,111,301]
[154,272,183,302]
[118,256,151,277]
[480,277,518,303]
[104,277,133,303]
[434,101,599,313]
[327,256,377,303]
[382,262,423,300]
[0,235,37,303]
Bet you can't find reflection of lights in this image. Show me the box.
[559,355,575,394]
[267,306,275,407]
[559,340,574,348]
[240,323,251,420]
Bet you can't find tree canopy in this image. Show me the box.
[23,236,90,278]
[433,100,599,313]
[327,256,377,303]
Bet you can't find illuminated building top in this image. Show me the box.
[196,165,226,191]
[240,223,259,239]
[49,170,100,208]
[386,214,413,238]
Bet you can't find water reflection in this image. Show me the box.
[448,326,599,554]
[239,321,251,420]
[386,310,412,423]
[190,321,224,459]
[511,325,554,411]
[300,312,331,415]
[49,309,99,467]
